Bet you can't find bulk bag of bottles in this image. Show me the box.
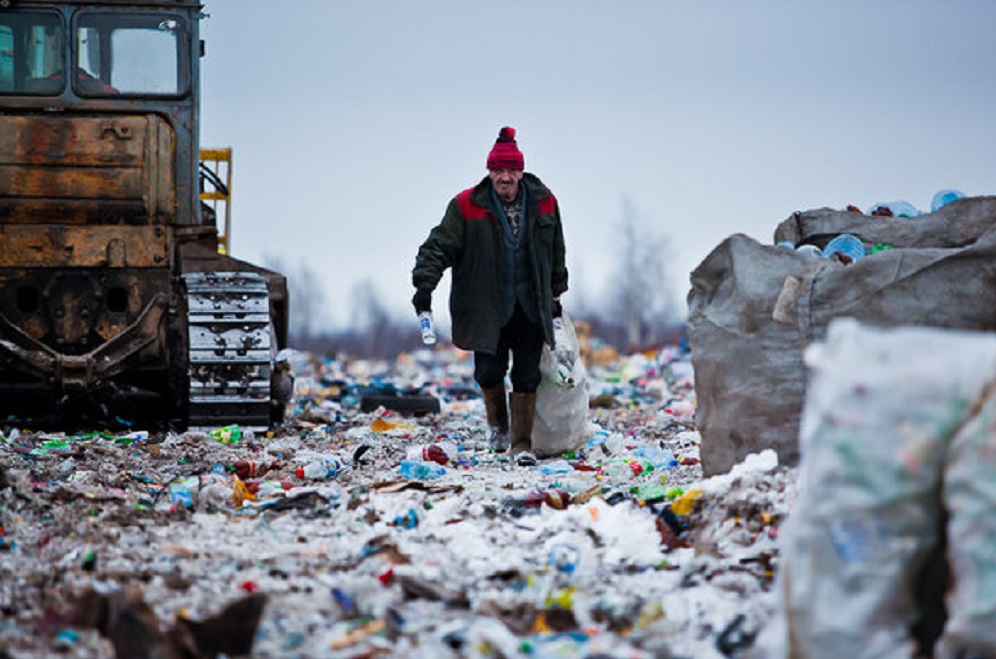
[687,196,996,476]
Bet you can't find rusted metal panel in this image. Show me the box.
[0,116,146,165]
[0,166,144,198]
[0,225,168,267]
[0,114,174,223]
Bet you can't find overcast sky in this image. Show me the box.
[198,0,996,332]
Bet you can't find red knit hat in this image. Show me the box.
[486,126,524,170]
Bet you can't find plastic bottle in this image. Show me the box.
[795,244,824,258]
[631,481,669,503]
[418,311,436,345]
[822,233,866,264]
[296,458,345,480]
[405,443,455,465]
[605,458,653,479]
[397,459,445,480]
[539,459,573,475]
[634,445,677,469]
[931,189,965,212]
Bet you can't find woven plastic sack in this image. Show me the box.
[688,196,996,476]
[533,312,592,458]
[755,319,996,658]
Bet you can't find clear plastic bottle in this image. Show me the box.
[418,311,436,345]
[634,445,677,469]
[296,458,344,480]
[539,459,573,475]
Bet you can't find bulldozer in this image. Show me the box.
[0,0,291,430]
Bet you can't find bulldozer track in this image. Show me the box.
[184,272,273,430]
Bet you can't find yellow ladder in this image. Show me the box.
[199,148,233,254]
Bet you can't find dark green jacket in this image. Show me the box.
[412,173,568,353]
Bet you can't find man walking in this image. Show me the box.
[412,126,568,466]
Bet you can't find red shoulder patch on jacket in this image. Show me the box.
[539,194,557,215]
[456,189,489,220]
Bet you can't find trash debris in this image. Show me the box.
[0,340,795,658]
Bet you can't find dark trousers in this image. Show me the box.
[474,303,544,393]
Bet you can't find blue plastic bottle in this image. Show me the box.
[397,459,445,480]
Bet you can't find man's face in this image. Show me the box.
[488,168,523,202]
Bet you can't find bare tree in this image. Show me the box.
[605,196,678,351]
[350,278,394,356]
[263,256,329,345]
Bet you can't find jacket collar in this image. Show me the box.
[470,172,550,210]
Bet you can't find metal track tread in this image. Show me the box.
[183,272,272,430]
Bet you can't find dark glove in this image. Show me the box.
[412,289,432,314]
[552,298,563,318]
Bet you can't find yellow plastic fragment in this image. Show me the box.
[369,418,397,432]
[671,489,703,516]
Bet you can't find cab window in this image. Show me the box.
[75,12,185,96]
[0,11,64,95]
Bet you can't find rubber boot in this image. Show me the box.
[481,385,509,451]
[509,392,537,466]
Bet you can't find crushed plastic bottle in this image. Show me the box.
[418,311,436,345]
[397,459,446,480]
[634,445,677,469]
[604,458,654,479]
[631,481,669,504]
[539,459,573,475]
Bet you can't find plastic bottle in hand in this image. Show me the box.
[418,311,436,345]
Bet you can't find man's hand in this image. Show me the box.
[552,298,563,318]
[412,289,432,314]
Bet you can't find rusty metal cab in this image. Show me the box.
[0,0,289,429]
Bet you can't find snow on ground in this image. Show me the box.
[0,346,796,658]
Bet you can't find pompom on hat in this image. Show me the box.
[486,126,524,171]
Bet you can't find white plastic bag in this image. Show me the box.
[533,312,592,458]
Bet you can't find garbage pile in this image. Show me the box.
[0,344,796,658]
